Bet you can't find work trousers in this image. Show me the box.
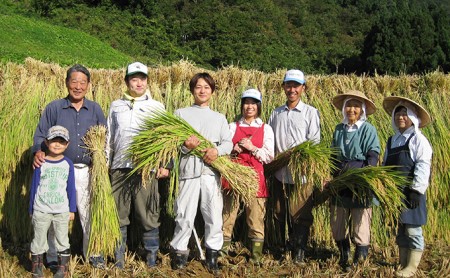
[223,194,266,240]
[170,174,223,251]
[330,205,372,245]
[396,224,425,250]
[31,211,70,255]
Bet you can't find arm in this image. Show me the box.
[410,136,432,194]
[67,162,77,213]
[106,106,115,166]
[307,109,321,144]
[240,124,274,164]
[32,105,55,168]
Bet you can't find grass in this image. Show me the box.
[0,13,131,68]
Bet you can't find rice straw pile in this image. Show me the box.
[83,125,121,257]
[129,111,259,210]
[328,166,408,225]
[265,141,337,202]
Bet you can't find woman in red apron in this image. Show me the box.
[222,88,274,263]
[382,96,432,278]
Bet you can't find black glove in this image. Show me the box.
[408,190,422,209]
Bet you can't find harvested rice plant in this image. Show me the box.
[0,58,449,277]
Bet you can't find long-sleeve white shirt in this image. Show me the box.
[228,117,274,164]
[382,126,432,194]
[107,93,165,169]
[268,101,321,184]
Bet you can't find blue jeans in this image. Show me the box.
[396,224,424,250]
[31,211,70,255]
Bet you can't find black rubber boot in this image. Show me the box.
[205,248,219,273]
[292,224,310,264]
[336,239,351,272]
[54,249,70,278]
[114,226,127,268]
[171,250,189,270]
[354,245,369,265]
[31,254,44,278]
[143,228,159,267]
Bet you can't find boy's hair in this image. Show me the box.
[189,73,216,93]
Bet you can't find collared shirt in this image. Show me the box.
[229,117,275,164]
[107,93,165,169]
[32,97,107,165]
[268,101,321,183]
[383,126,432,194]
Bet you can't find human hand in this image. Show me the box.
[202,148,218,165]
[238,137,256,152]
[33,150,46,169]
[233,143,243,154]
[69,212,75,221]
[183,135,201,151]
[408,190,421,209]
[156,167,170,179]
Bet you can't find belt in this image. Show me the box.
[74,163,88,169]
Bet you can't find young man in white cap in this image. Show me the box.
[268,69,320,263]
[382,96,432,278]
[222,88,274,263]
[107,62,169,268]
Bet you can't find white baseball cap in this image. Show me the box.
[283,69,306,84]
[47,125,70,141]
[241,88,262,102]
[126,62,148,77]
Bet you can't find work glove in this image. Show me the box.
[408,189,422,209]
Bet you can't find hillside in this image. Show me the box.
[0,12,131,68]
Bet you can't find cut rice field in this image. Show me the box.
[0,58,449,277]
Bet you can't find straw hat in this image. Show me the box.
[332,90,376,115]
[382,96,432,128]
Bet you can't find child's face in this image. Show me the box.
[45,137,69,155]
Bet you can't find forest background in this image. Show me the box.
[1,0,449,75]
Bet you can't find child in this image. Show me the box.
[29,125,76,277]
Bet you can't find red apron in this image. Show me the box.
[223,122,268,197]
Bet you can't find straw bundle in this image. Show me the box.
[129,111,259,210]
[327,166,408,224]
[83,125,121,257]
[265,141,337,202]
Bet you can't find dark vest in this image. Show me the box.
[385,133,427,225]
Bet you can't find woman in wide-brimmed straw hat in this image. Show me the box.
[329,90,381,271]
[382,96,432,278]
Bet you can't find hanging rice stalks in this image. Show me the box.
[129,111,259,210]
[265,141,338,203]
[83,125,121,257]
[327,166,408,225]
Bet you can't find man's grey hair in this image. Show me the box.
[65,64,91,83]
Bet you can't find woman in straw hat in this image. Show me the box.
[222,88,274,264]
[330,90,381,271]
[382,96,432,278]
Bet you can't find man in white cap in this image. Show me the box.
[107,62,169,268]
[268,69,320,263]
[382,96,432,278]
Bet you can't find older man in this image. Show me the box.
[107,62,169,268]
[32,64,107,268]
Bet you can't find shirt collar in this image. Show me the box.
[283,100,305,111]
[62,97,88,110]
[393,125,415,140]
[238,117,263,126]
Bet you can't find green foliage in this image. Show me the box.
[0,12,131,68]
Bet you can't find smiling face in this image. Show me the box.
[241,98,260,121]
[394,106,413,133]
[45,137,69,157]
[66,71,89,103]
[282,81,305,106]
[126,73,148,97]
[192,78,213,106]
[345,99,363,124]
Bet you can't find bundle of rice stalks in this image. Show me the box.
[83,125,121,257]
[129,111,259,211]
[327,166,408,225]
[264,141,337,203]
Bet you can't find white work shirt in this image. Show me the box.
[268,101,321,184]
[383,126,432,194]
[229,117,275,164]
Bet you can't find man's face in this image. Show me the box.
[66,71,89,102]
[126,73,148,97]
[282,81,305,104]
[192,78,212,106]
